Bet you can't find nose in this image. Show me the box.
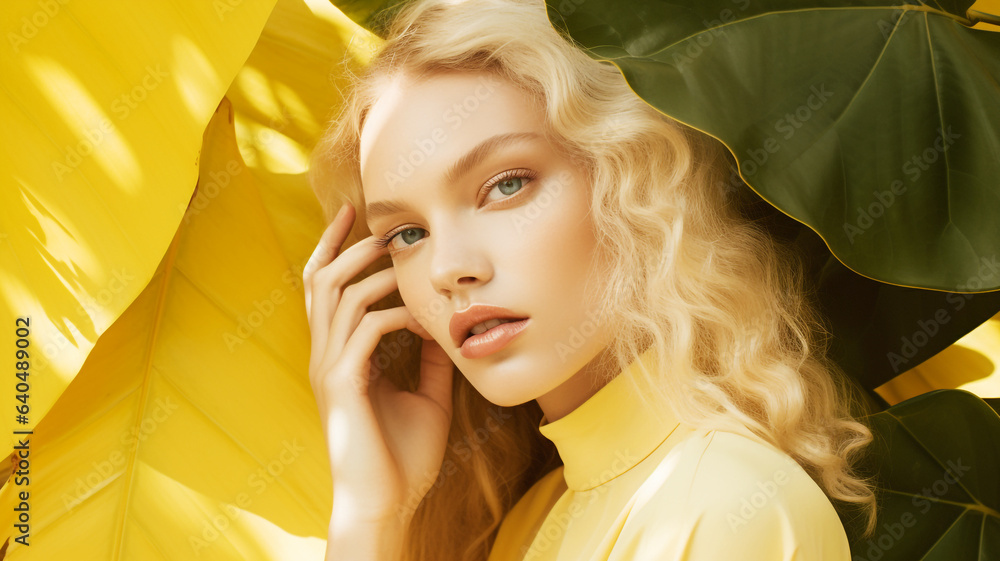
[428,225,493,299]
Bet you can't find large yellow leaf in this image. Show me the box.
[0,0,382,552]
[876,311,1000,404]
[223,0,381,269]
[227,0,381,177]
[970,0,1000,30]
[0,98,332,559]
[0,0,279,451]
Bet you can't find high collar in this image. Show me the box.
[538,347,681,491]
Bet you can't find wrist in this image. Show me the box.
[328,515,411,561]
[331,485,412,529]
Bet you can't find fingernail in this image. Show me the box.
[334,203,348,221]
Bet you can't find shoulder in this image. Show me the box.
[619,428,852,560]
[510,465,567,516]
[488,467,568,560]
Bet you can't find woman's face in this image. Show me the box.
[359,71,614,418]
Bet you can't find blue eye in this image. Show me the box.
[397,228,426,246]
[497,177,523,195]
[375,169,538,253]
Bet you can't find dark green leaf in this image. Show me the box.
[841,389,1000,560]
[547,0,1000,292]
[728,155,1000,391]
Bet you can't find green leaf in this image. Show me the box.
[728,156,1000,392]
[546,0,1000,292]
[842,389,1000,560]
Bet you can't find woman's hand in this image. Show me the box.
[303,201,455,530]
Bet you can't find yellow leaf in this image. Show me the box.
[0,0,279,451]
[970,0,1000,30]
[227,0,382,177]
[221,0,382,278]
[0,98,332,559]
[1,0,381,553]
[876,311,1000,405]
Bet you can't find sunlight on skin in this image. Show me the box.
[359,71,618,423]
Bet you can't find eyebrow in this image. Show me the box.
[365,131,542,223]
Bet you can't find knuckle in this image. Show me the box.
[306,271,322,293]
[347,285,376,313]
[320,371,340,394]
[315,265,344,292]
[358,310,386,333]
[358,311,376,328]
[341,282,359,302]
[313,362,346,394]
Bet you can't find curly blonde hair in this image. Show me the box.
[308,0,879,558]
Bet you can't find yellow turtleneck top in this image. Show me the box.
[486,347,852,561]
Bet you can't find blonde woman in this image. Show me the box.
[303,0,878,559]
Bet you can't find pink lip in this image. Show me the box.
[449,303,530,349]
[460,318,530,359]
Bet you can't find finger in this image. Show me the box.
[324,307,421,399]
[308,235,389,368]
[326,267,399,357]
[303,201,354,315]
[408,317,434,340]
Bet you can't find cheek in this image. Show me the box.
[393,266,419,312]
[537,187,598,272]
[395,267,443,331]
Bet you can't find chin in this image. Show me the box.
[456,367,514,404]
[479,391,532,409]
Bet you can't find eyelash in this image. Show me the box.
[374,168,539,253]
